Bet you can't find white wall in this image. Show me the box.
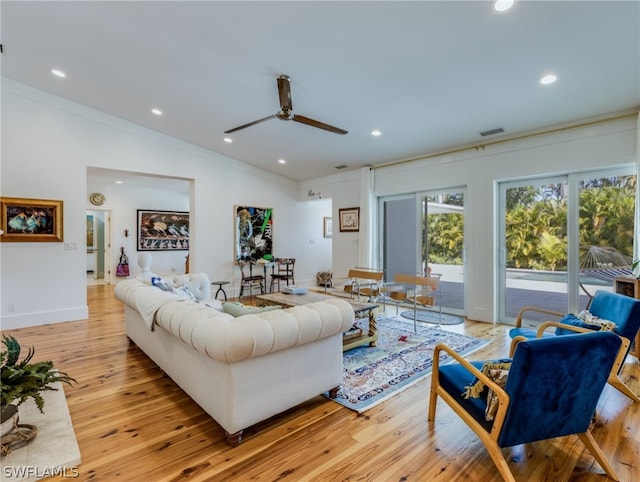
[372,114,639,323]
[0,79,327,329]
[2,78,636,329]
[300,170,361,282]
[86,181,190,279]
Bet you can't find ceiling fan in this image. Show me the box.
[224,74,348,135]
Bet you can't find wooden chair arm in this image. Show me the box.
[515,305,564,327]
[536,320,594,337]
[433,343,510,438]
[433,344,510,408]
[509,335,528,357]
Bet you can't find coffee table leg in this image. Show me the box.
[368,310,377,347]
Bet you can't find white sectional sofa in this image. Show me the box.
[114,274,354,444]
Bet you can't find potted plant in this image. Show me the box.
[1,334,76,437]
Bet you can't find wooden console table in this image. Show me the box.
[256,291,378,351]
[614,276,640,299]
[613,277,640,358]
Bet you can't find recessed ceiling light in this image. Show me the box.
[223,137,233,143]
[278,159,286,164]
[540,74,557,85]
[115,180,123,184]
[151,108,163,116]
[493,0,514,12]
[51,69,66,78]
[371,129,382,137]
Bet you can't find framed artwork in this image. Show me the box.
[235,205,273,261]
[86,214,94,248]
[339,207,360,232]
[0,197,64,242]
[137,209,189,251]
[323,217,332,238]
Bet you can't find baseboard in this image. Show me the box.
[0,306,88,330]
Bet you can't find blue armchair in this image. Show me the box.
[428,331,622,482]
[509,290,640,402]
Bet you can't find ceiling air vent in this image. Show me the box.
[480,127,505,137]
[335,165,348,170]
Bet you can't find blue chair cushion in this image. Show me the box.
[510,313,608,337]
[554,313,604,335]
[508,326,553,339]
[438,361,494,431]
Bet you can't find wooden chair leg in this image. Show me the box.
[427,386,438,421]
[428,392,515,481]
[483,440,516,482]
[608,374,640,402]
[577,431,620,481]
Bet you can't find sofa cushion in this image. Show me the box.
[222,301,281,317]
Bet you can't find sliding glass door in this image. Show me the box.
[381,187,466,315]
[498,166,635,324]
[499,176,569,321]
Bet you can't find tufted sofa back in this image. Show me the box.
[160,273,212,301]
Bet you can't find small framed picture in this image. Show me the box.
[323,217,332,238]
[0,197,64,242]
[339,207,360,232]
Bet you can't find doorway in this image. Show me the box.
[86,209,111,285]
[380,187,466,315]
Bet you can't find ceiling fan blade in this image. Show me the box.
[277,75,293,111]
[224,114,276,134]
[293,114,348,135]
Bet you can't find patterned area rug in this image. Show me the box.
[324,317,488,412]
[400,310,464,325]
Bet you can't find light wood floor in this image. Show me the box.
[4,285,639,481]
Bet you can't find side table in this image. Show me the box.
[211,281,230,301]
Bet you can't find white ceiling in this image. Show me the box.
[2,1,639,184]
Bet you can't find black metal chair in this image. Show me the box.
[237,260,264,300]
[269,258,295,292]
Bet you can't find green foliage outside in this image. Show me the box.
[424,176,636,271]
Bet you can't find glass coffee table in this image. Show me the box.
[256,291,378,351]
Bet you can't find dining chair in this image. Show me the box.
[393,273,442,331]
[269,258,295,292]
[237,260,265,300]
[344,267,384,301]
